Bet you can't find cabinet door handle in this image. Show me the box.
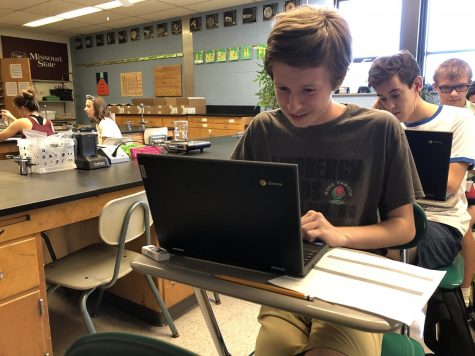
[39,298,44,316]
[0,272,4,279]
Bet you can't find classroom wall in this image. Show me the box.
[70,0,331,123]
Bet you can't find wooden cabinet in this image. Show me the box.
[115,114,252,140]
[188,116,251,138]
[0,232,51,355]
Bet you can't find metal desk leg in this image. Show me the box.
[193,288,231,356]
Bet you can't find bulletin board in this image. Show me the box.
[154,64,182,97]
[120,72,143,96]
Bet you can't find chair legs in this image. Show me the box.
[90,288,105,318]
[213,292,221,305]
[79,288,98,334]
[144,274,180,337]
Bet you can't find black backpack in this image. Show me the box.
[424,286,475,355]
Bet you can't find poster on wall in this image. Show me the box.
[120,72,143,96]
[96,72,109,96]
[206,14,218,29]
[171,20,182,35]
[157,23,168,37]
[223,10,237,27]
[96,34,105,46]
[190,17,201,32]
[216,49,227,62]
[1,36,69,81]
[107,32,116,45]
[263,4,278,21]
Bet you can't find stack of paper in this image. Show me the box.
[270,247,445,324]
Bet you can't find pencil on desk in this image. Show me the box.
[215,274,310,300]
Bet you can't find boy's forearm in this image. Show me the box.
[339,204,415,250]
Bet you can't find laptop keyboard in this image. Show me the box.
[303,242,325,266]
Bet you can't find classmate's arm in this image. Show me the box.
[0,120,28,142]
[447,162,469,195]
[1,109,17,123]
[301,203,415,249]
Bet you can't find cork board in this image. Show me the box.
[120,72,143,96]
[154,65,182,97]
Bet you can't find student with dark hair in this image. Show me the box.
[232,7,422,356]
[368,50,475,271]
[0,87,54,141]
[84,94,122,144]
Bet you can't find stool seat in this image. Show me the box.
[382,333,425,356]
[437,255,464,290]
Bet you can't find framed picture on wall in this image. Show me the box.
[285,0,300,12]
[171,20,182,34]
[206,14,218,29]
[190,17,201,32]
[242,7,257,24]
[157,23,168,37]
[130,28,140,41]
[107,32,115,45]
[118,30,127,44]
[143,26,154,39]
[223,10,237,27]
[263,3,278,21]
[96,34,104,46]
[85,36,93,48]
[75,37,83,50]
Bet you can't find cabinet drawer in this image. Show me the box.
[162,117,183,127]
[162,279,194,308]
[212,128,243,137]
[188,117,209,124]
[212,117,243,124]
[0,289,48,355]
[213,122,243,130]
[188,122,212,129]
[0,237,40,299]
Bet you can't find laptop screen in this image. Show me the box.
[405,130,453,201]
[138,154,314,275]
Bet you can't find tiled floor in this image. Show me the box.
[49,288,440,356]
[49,290,261,356]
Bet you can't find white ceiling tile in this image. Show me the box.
[0,0,266,36]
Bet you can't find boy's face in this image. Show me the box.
[373,74,417,122]
[272,62,336,127]
[433,75,470,108]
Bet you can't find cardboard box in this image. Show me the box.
[131,98,166,106]
[108,105,126,114]
[124,105,140,114]
[176,97,189,107]
[188,97,206,114]
[165,97,177,107]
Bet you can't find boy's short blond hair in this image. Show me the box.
[264,6,352,89]
[433,58,472,84]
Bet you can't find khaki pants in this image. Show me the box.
[255,306,382,356]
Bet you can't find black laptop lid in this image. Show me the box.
[405,130,453,201]
[138,154,307,276]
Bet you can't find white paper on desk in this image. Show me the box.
[270,248,445,325]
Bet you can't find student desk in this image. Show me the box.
[131,254,401,356]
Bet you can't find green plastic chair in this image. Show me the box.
[381,202,427,356]
[64,332,197,356]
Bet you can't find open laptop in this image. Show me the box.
[137,154,327,276]
[405,130,453,201]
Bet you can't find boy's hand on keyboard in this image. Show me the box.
[301,210,347,247]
